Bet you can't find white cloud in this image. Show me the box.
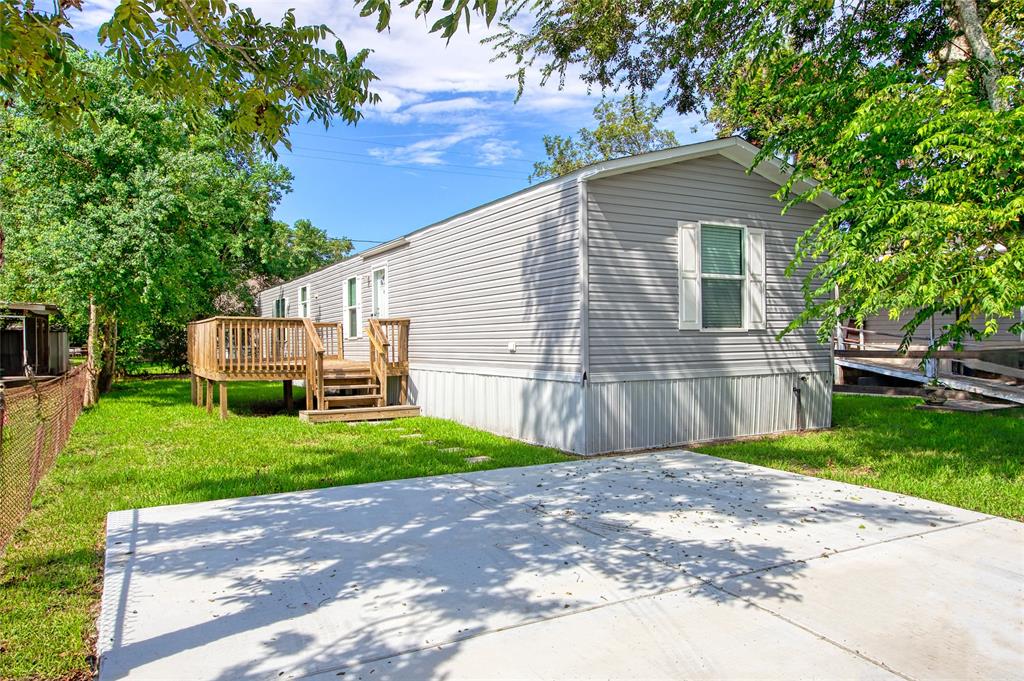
[477,139,522,166]
[70,0,713,168]
[368,121,499,165]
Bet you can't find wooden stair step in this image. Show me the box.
[324,394,381,405]
[323,372,373,380]
[300,405,421,423]
[324,383,378,391]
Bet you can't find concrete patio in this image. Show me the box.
[98,451,1024,680]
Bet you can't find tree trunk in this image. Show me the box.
[949,0,1006,110]
[84,297,99,407]
[98,317,117,394]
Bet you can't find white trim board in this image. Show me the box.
[587,364,831,383]
[409,363,582,384]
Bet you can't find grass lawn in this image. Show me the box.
[0,378,571,680]
[694,394,1024,521]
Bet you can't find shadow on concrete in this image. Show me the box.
[99,453,969,680]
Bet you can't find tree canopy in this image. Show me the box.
[0,55,349,382]
[1,0,378,153]
[530,95,678,181]
[358,0,1024,349]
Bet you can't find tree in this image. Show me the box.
[0,55,297,395]
[356,0,1024,350]
[530,95,678,181]
[278,219,354,280]
[0,0,378,154]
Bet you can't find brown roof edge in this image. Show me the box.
[0,301,61,315]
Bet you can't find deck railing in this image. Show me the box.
[367,318,411,406]
[315,322,344,360]
[188,317,311,378]
[188,315,410,414]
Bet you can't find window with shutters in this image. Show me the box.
[700,225,744,329]
[678,220,766,332]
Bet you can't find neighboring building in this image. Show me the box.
[257,137,838,455]
[0,302,71,380]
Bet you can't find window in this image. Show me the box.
[371,265,388,318]
[678,221,765,332]
[273,297,286,317]
[700,225,744,329]
[298,285,310,318]
[345,276,360,338]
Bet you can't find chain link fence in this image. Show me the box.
[0,365,88,551]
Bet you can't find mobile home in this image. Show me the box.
[249,137,837,454]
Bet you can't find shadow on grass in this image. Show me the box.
[109,378,307,417]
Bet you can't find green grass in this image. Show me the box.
[0,378,571,680]
[694,394,1024,521]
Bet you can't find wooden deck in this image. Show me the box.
[186,316,416,420]
[834,325,1024,405]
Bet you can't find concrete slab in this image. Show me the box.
[462,452,987,580]
[98,475,696,681]
[98,452,1023,681]
[305,585,898,681]
[721,517,1024,681]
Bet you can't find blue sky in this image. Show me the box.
[74,1,714,247]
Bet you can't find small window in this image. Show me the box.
[298,285,310,318]
[700,225,744,329]
[273,297,286,317]
[345,276,360,338]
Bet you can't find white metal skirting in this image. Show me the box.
[408,368,831,456]
[583,371,832,455]
[407,368,586,453]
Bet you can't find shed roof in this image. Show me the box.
[0,301,60,316]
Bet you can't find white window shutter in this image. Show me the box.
[678,221,701,330]
[746,228,767,330]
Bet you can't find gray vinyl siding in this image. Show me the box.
[586,155,832,379]
[258,180,581,375]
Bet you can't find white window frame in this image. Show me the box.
[370,262,389,318]
[344,275,362,339]
[699,223,747,332]
[298,284,310,318]
[679,219,766,333]
[273,296,286,318]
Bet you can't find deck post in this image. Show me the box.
[305,376,313,411]
[205,378,213,414]
[219,382,228,420]
[399,375,408,405]
[283,380,293,412]
[190,374,198,405]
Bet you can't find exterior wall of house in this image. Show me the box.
[583,371,831,454]
[259,179,585,451]
[259,179,581,375]
[581,154,833,453]
[408,367,585,453]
